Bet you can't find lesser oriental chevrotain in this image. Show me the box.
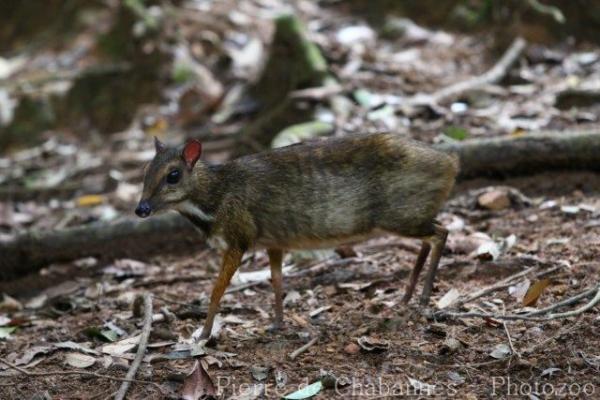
[136,133,458,339]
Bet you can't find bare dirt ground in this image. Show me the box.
[2,1,600,399]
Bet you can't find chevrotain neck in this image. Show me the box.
[188,163,227,217]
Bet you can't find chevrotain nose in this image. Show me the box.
[135,200,152,218]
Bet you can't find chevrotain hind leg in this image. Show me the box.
[419,224,448,305]
[401,241,431,304]
[200,248,244,339]
[267,248,285,329]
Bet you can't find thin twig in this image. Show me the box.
[134,274,209,288]
[439,311,545,321]
[525,285,598,316]
[424,358,506,370]
[407,37,527,107]
[0,358,161,389]
[288,337,318,360]
[457,267,535,306]
[115,293,153,400]
[355,240,420,254]
[289,84,344,100]
[225,281,265,294]
[502,305,520,358]
[456,264,562,306]
[545,285,600,319]
[522,316,583,355]
[287,257,360,279]
[439,284,600,322]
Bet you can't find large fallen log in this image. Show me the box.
[0,214,202,280]
[437,129,600,179]
[2,129,600,280]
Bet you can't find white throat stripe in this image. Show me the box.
[178,201,214,222]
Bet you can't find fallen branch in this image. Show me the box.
[406,37,526,107]
[115,293,153,400]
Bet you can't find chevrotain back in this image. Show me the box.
[206,133,458,250]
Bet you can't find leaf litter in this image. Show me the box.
[2,1,600,399]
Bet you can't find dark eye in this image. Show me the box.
[166,169,181,184]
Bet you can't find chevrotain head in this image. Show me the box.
[135,137,204,218]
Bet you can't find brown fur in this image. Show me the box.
[138,133,458,338]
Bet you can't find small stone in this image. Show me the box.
[344,342,360,355]
[443,337,462,353]
[478,190,511,210]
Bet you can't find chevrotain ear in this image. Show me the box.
[182,139,202,170]
[154,136,166,153]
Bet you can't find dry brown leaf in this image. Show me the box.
[357,336,389,352]
[101,334,141,356]
[180,359,217,400]
[523,278,551,306]
[437,288,460,309]
[64,352,96,368]
[76,194,105,207]
[15,346,53,365]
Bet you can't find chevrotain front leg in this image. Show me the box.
[200,248,244,339]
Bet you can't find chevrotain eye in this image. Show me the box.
[166,169,181,184]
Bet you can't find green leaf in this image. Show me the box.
[353,89,375,108]
[271,121,334,148]
[101,329,119,342]
[283,381,323,399]
[367,104,394,121]
[444,126,469,141]
[0,326,16,340]
[172,62,196,85]
[83,327,118,342]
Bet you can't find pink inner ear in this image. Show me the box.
[183,139,202,169]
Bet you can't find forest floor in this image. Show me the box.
[1,1,600,399]
[2,172,600,399]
